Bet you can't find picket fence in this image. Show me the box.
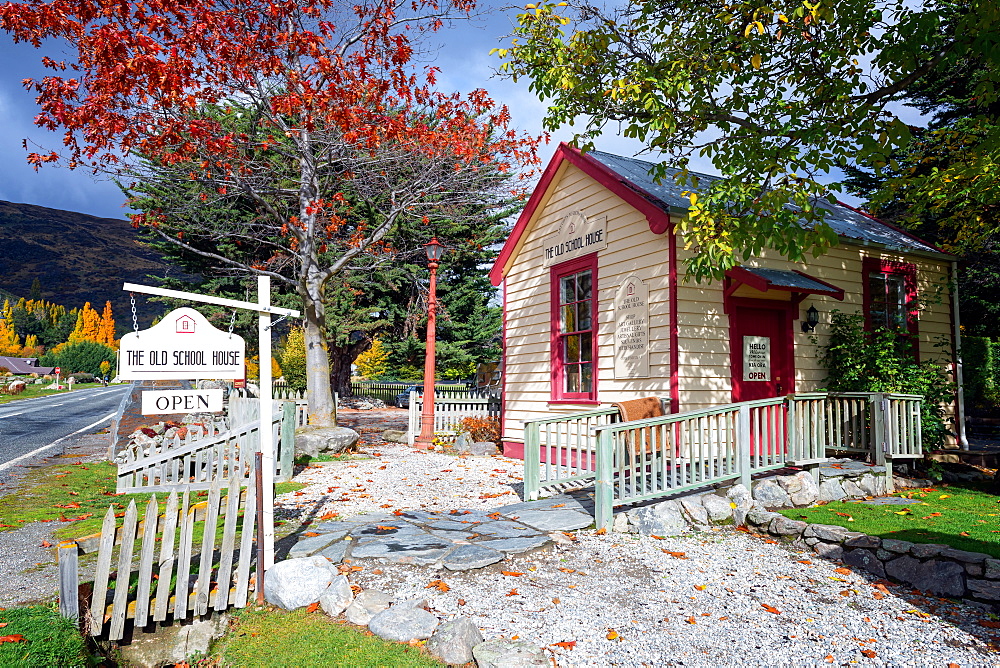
[115,398,303,493]
[59,474,259,640]
[406,390,500,444]
[524,391,923,529]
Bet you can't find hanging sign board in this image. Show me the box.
[614,276,650,378]
[542,211,608,267]
[141,389,224,415]
[742,336,770,381]
[118,307,246,380]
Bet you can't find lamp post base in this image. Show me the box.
[414,415,436,449]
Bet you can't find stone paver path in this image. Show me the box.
[288,494,595,571]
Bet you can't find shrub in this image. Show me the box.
[820,311,954,450]
[459,416,501,443]
[68,372,95,383]
[39,340,116,377]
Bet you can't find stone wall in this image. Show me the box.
[744,510,1000,608]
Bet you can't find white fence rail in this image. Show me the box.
[407,391,499,444]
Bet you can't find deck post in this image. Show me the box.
[737,404,751,490]
[524,421,541,501]
[872,393,887,467]
[594,429,615,530]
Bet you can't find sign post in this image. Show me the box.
[122,278,299,570]
[54,367,61,389]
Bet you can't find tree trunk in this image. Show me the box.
[303,291,336,427]
[328,340,371,398]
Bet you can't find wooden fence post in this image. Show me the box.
[279,402,296,483]
[872,393,887,467]
[57,541,79,623]
[737,404,751,490]
[524,421,541,501]
[594,429,615,530]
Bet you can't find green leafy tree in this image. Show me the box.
[496,0,1000,279]
[40,340,116,377]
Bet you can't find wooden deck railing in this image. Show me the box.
[523,392,924,529]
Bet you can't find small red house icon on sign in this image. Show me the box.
[176,315,196,334]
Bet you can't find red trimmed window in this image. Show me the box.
[863,257,918,339]
[551,254,598,402]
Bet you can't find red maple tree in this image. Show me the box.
[0,0,540,424]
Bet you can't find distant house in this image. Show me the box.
[0,356,56,375]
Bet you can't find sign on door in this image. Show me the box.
[742,336,770,381]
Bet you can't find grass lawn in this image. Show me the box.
[0,460,305,542]
[0,605,90,667]
[778,482,1000,558]
[211,606,443,667]
[0,382,109,405]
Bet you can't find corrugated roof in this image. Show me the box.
[735,266,843,297]
[587,150,942,255]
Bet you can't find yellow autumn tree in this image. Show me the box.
[98,301,116,347]
[68,302,101,343]
[0,317,21,357]
[354,338,389,380]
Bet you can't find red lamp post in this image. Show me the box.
[415,236,444,449]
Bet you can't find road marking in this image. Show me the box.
[0,411,116,474]
[3,412,23,417]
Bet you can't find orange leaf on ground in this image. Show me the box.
[379,504,392,508]
[501,571,524,577]
[606,629,619,640]
[764,539,778,544]
[487,513,502,520]
[426,580,450,592]
[595,528,607,535]
[302,531,320,537]
[40,541,52,548]
[306,602,320,613]
[663,551,687,558]
[457,599,466,606]
[734,525,751,533]
[861,649,876,658]
[872,591,885,600]
[685,616,696,624]
[649,535,666,540]
[833,567,851,575]
[718,616,729,621]
[761,604,781,614]
[552,504,565,508]
[319,512,335,520]
[797,560,812,565]
[824,656,834,664]
[551,641,576,649]
[0,634,25,644]
[393,510,405,516]
[506,589,518,596]
[694,585,707,591]
[552,598,560,604]
[558,568,576,573]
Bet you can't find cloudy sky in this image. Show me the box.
[0,6,889,221]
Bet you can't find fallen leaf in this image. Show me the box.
[761,604,781,614]
[501,571,524,577]
[379,504,392,508]
[833,567,851,575]
[685,616,696,624]
[506,589,518,596]
[872,591,885,600]
[894,509,911,515]
[960,531,970,537]
[939,494,951,499]
[551,641,576,650]
[663,551,687,558]
[558,568,576,573]
[824,655,834,664]
[374,525,399,532]
[302,531,320,538]
[552,504,565,508]
[861,649,876,658]
[797,560,812,565]
[649,535,666,540]
[40,541,52,548]
[694,584,707,591]
[457,599,466,606]
[306,602,320,613]
[606,629,619,640]
[487,512,502,520]
[764,539,778,544]
[372,569,382,575]
[426,580,450,592]
[595,528,607,536]
[718,616,729,621]
[552,597,560,604]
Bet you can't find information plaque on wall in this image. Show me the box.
[742,336,770,381]
[614,276,650,378]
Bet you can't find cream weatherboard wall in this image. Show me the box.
[500,162,957,448]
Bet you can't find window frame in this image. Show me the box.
[550,253,599,403]
[862,257,919,351]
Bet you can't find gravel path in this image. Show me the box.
[276,438,1000,666]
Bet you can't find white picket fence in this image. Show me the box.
[406,391,498,444]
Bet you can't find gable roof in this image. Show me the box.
[0,356,55,375]
[490,143,949,285]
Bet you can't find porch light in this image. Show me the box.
[801,304,820,333]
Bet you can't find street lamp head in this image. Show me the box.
[424,236,444,263]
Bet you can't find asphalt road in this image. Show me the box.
[0,384,130,471]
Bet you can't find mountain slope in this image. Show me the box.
[0,200,186,327]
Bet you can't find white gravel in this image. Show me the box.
[276,442,1000,666]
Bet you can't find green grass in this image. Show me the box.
[211,606,443,667]
[0,460,306,542]
[0,382,108,405]
[779,482,1000,557]
[0,605,91,667]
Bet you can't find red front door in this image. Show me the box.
[730,303,793,403]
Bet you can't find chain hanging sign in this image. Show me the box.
[118,307,245,380]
